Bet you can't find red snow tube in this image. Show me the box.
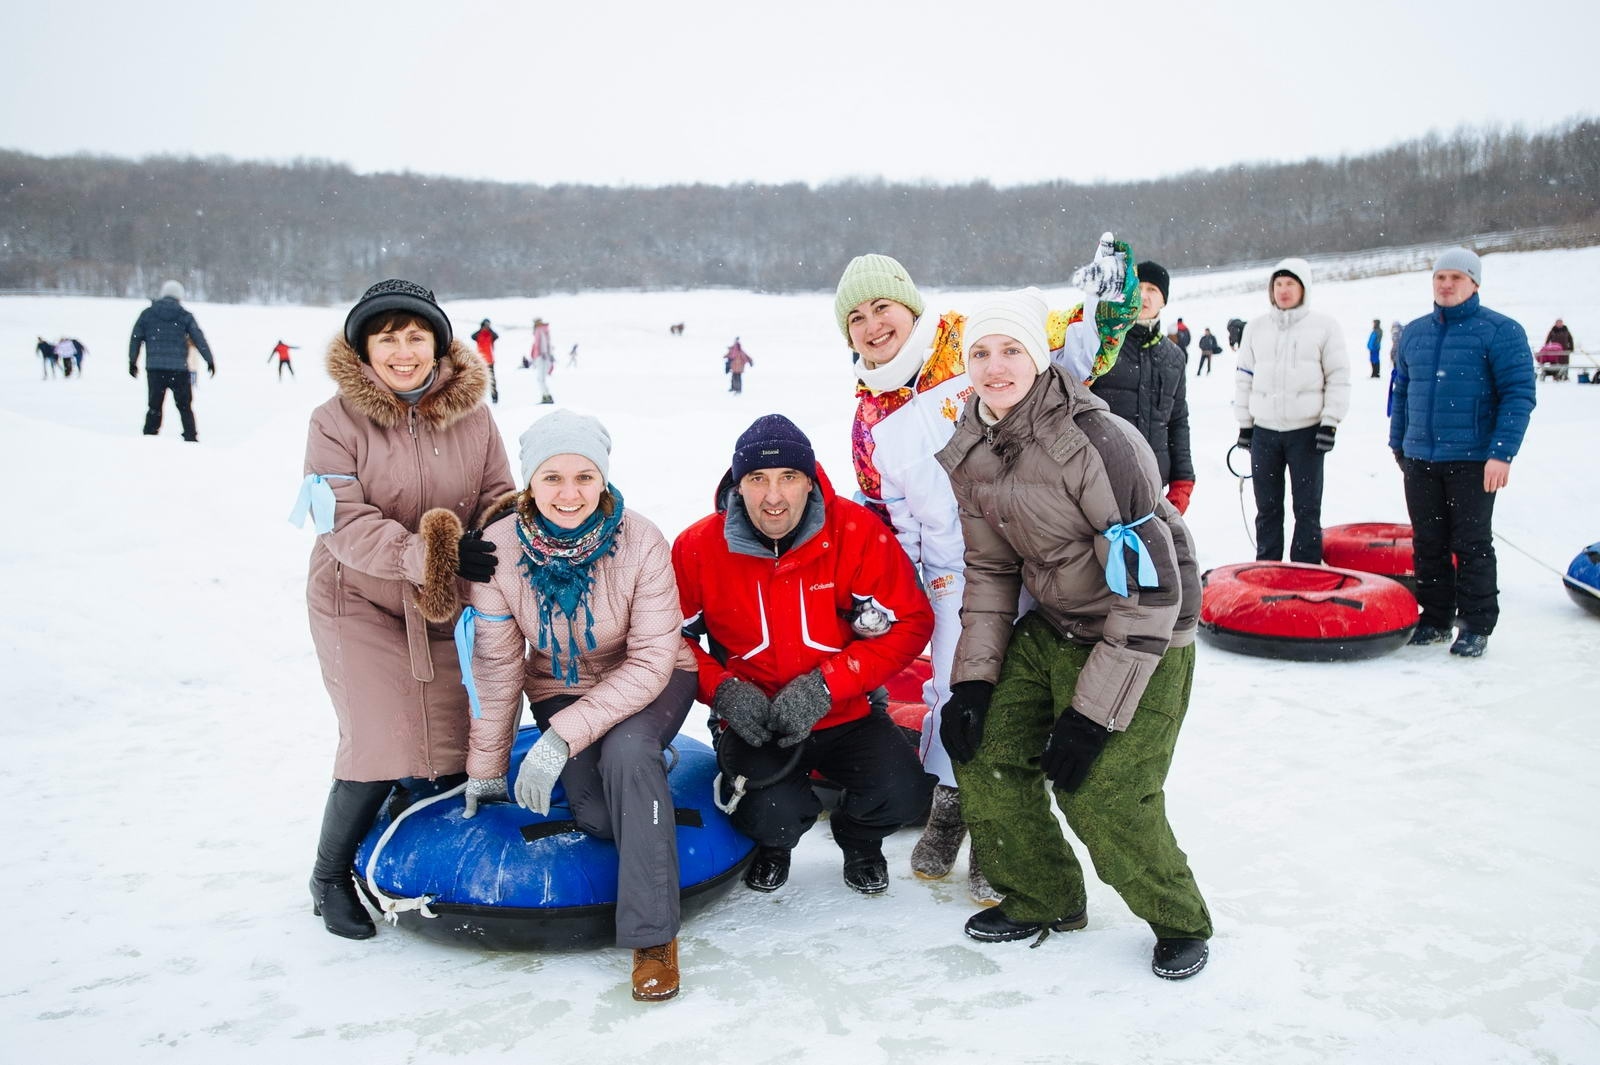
[883,655,932,744]
[1199,562,1418,661]
[1321,523,1417,587]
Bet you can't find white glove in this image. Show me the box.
[462,776,507,818]
[1070,232,1127,302]
[514,730,570,815]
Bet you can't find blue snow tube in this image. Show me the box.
[354,729,754,950]
[1564,542,1600,618]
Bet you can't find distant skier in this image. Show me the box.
[724,337,754,394]
[530,317,555,403]
[567,343,579,368]
[472,319,500,404]
[267,340,299,380]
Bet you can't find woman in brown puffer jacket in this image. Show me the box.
[297,279,515,941]
[933,291,1213,981]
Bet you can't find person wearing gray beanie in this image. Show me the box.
[128,276,215,441]
[1390,245,1534,658]
[519,409,612,487]
[459,405,697,1001]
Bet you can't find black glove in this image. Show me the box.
[207,363,216,379]
[1040,706,1111,792]
[940,680,994,765]
[128,363,138,379]
[1392,448,1405,466]
[456,530,497,583]
[713,677,774,747]
[1236,427,1253,450]
[1315,425,1336,452]
[769,668,832,748]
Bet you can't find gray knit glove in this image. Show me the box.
[713,677,774,747]
[514,730,570,815]
[462,776,507,819]
[770,668,832,749]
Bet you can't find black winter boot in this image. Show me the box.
[310,779,393,939]
[1152,937,1210,979]
[964,906,1087,943]
[840,842,889,895]
[744,845,792,892]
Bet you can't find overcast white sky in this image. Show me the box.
[3,0,1594,188]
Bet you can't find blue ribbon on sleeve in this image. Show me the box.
[1102,512,1158,597]
[454,606,515,718]
[288,474,356,534]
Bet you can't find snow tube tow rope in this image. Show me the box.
[713,742,804,815]
[1199,561,1418,661]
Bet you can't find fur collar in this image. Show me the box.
[325,336,490,431]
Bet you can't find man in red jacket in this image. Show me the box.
[673,414,935,896]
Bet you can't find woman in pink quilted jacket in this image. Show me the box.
[455,410,697,1003]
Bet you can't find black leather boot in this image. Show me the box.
[1152,937,1210,979]
[309,779,393,939]
[964,906,1088,942]
[743,845,792,892]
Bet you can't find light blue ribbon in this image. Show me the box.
[1103,512,1158,597]
[288,474,356,534]
[454,606,514,718]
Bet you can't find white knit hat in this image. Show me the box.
[159,279,185,300]
[519,409,612,486]
[962,288,1052,373]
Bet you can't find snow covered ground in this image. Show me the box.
[3,247,1598,1064]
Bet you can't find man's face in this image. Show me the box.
[739,468,812,540]
[1271,276,1304,310]
[1433,269,1479,308]
[1137,282,1165,323]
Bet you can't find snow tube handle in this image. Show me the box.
[1259,592,1365,611]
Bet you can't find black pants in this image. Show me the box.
[277,359,295,379]
[716,707,933,852]
[729,371,743,394]
[1402,458,1500,634]
[1196,352,1211,375]
[1251,425,1325,563]
[144,369,197,440]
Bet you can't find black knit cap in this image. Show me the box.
[732,414,816,481]
[1136,261,1170,304]
[343,279,453,354]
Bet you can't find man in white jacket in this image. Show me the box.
[1233,258,1350,563]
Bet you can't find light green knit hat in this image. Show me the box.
[833,253,925,341]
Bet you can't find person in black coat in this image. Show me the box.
[1196,329,1220,376]
[1226,318,1245,351]
[1089,261,1195,513]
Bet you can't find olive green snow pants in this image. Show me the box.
[955,614,1212,941]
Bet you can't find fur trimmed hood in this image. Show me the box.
[325,335,490,430]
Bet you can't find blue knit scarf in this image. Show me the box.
[515,485,625,685]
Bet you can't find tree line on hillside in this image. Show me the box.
[1,119,1596,304]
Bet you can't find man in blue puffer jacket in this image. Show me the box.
[1389,248,1535,658]
[129,279,216,442]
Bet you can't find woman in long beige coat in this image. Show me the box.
[298,279,514,941]
[456,410,696,1002]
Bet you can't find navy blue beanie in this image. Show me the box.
[732,414,816,481]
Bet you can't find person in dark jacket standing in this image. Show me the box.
[1170,317,1191,359]
[1390,248,1535,658]
[128,280,215,442]
[1196,328,1220,376]
[37,337,59,378]
[1089,261,1194,514]
[1544,319,1574,352]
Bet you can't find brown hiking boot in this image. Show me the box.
[910,784,967,879]
[632,939,680,1002]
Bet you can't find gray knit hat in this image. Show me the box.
[519,409,612,486]
[834,254,925,340]
[159,279,185,300]
[1433,247,1482,285]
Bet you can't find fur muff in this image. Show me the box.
[325,335,491,431]
[418,507,465,623]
